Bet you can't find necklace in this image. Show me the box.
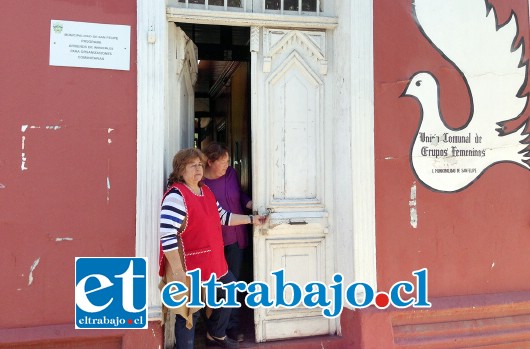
[184,183,202,196]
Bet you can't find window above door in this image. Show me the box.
[168,0,336,18]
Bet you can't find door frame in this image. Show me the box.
[136,0,376,328]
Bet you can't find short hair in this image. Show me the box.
[167,148,206,187]
[203,142,229,165]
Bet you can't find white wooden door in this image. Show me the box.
[251,27,334,342]
[165,25,198,174]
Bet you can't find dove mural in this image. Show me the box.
[403,0,530,192]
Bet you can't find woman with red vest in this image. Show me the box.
[159,148,265,349]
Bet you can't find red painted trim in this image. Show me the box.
[0,322,162,348]
[348,291,530,348]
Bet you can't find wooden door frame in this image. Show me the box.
[135,0,375,326]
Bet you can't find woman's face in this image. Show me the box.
[182,158,204,185]
[208,152,230,178]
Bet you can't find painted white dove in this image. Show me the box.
[403,0,530,192]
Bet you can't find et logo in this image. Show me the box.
[75,257,147,329]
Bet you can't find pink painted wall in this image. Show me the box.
[0,0,146,341]
[374,0,530,297]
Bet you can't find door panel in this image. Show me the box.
[266,237,326,315]
[252,27,334,342]
[166,25,197,175]
[269,55,321,202]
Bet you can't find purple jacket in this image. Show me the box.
[202,166,251,248]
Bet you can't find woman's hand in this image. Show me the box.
[252,214,268,225]
[172,269,188,285]
[229,213,268,226]
[165,249,187,284]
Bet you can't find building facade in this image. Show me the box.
[1,0,529,348]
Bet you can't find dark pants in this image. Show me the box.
[205,270,237,338]
[174,311,200,349]
[174,271,237,348]
[224,243,244,331]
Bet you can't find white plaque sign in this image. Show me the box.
[50,20,130,71]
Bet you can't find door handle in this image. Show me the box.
[288,219,307,225]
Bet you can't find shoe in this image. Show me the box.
[226,328,245,342]
[206,333,239,348]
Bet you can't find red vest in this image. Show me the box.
[158,183,228,281]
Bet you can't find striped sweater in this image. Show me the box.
[159,187,231,252]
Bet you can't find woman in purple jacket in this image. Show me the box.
[202,142,252,343]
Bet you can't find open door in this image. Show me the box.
[165,24,198,173]
[251,27,335,342]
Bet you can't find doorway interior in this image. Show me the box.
[176,22,255,345]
